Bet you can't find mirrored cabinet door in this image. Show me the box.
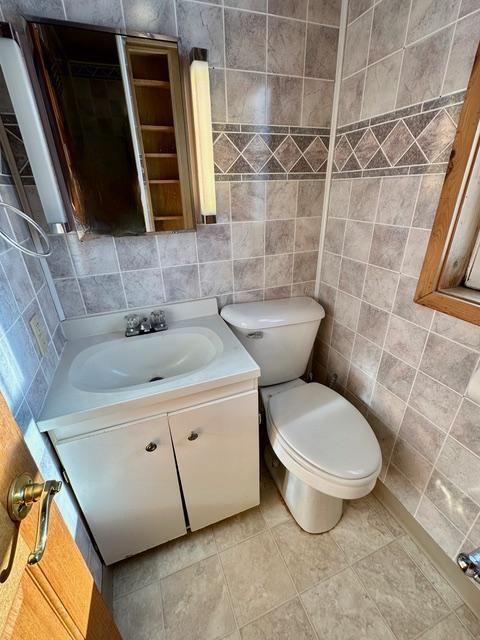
[27,19,196,237]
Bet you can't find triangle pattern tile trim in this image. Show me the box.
[346,129,367,149]
[293,135,317,152]
[370,121,397,145]
[403,111,437,139]
[365,148,390,169]
[342,153,361,171]
[260,156,286,173]
[228,156,255,173]
[260,134,287,152]
[290,156,314,173]
[396,142,427,166]
[228,133,254,152]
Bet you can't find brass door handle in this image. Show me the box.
[7,473,62,566]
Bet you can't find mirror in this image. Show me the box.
[26,18,197,236]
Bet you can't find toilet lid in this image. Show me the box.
[268,383,381,480]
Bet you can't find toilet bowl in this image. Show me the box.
[221,297,382,533]
[261,378,381,532]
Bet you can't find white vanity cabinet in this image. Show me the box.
[56,414,187,565]
[54,389,259,565]
[169,391,259,530]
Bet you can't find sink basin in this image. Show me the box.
[69,327,222,392]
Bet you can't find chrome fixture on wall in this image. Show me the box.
[0,201,52,258]
[457,547,480,583]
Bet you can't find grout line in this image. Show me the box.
[340,172,381,399]
[267,525,322,640]
[217,0,340,28]
[313,0,348,300]
[213,532,241,634]
[358,7,374,121]
[118,0,127,31]
[342,3,467,97]
[299,1,308,128]
[441,1,463,98]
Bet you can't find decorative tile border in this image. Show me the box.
[332,91,465,178]
[213,124,330,181]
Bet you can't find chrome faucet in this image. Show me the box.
[457,547,480,583]
[124,310,168,337]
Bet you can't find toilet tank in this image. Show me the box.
[221,297,325,386]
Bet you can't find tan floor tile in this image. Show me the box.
[162,555,235,640]
[113,546,164,599]
[272,519,346,591]
[456,604,480,638]
[418,613,472,639]
[221,530,296,626]
[399,535,462,609]
[371,494,405,537]
[259,468,292,527]
[354,541,448,640]
[113,527,216,598]
[301,567,395,639]
[155,527,217,579]
[330,495,396,562]
[240,598,316,640]
[113,580,164,640]
[214,507,266,551]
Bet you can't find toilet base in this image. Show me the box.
[264,443,343,533]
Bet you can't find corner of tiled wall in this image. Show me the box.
[313,0,480,566]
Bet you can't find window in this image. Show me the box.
[415,44,480,325]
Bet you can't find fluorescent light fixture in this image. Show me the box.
[190,49,216,218]
[0,34,66,224]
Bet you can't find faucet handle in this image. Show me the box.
[125,313,141,336]
[151,309,168,331]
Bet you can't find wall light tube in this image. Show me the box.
[0,33,66,225]
[190,49,216,218]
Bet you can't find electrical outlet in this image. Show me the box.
[29,313,49,357]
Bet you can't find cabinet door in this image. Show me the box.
[169,391,259,530]
[56,414,186,564]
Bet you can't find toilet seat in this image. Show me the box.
[264,382,382,500]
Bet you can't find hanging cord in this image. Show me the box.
[0,201,51,257]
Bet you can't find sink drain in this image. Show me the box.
[149,376,164,382]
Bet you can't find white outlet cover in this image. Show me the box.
[29,313,49,357]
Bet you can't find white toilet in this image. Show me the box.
[221,297,382,533]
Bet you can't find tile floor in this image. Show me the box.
[112,468,480,640]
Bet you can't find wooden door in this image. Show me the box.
[56,414,187,565]
[168,391,259,530]
[0,393,122,639]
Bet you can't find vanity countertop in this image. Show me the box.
[38,299,260,433]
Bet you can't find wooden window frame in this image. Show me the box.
[415,44,480,325]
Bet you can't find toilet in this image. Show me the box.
[221,297,382,533]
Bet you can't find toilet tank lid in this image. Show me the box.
[221,297,325,330]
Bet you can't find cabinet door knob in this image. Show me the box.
[145,442,157,452]
[187,431,199,441]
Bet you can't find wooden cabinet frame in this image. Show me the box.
[124,37,196,232]
[415,45,480,325]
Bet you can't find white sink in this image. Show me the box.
[69,327,223,393]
